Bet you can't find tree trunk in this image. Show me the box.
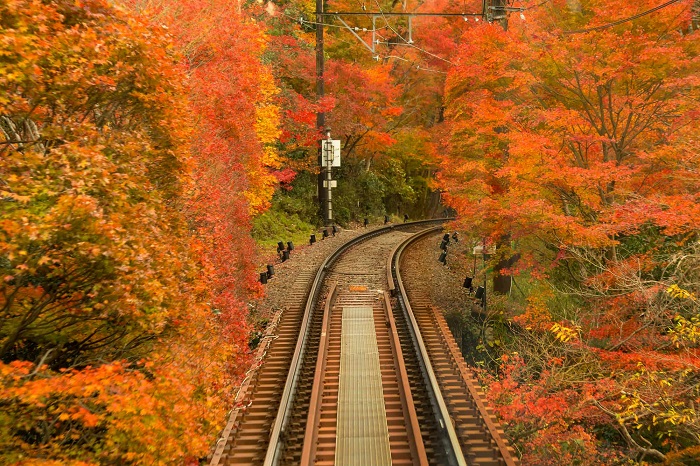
[493,236,517,294]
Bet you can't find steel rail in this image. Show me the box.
[390,227,468,466]
[430,304,519,466]
[262,218,449,466]
[393,228,519,466]
[300,282,337,465]
[382,291,429,466]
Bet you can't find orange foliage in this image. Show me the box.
[0,0,254,462]
[443,1,700,462]
[443,0,699,252]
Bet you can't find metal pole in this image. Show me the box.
[485,0,508,29]
[316,0,327,225]
[326,137,333,223]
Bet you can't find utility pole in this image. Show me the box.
[316,0,329,225]
[312,6,487,224]
[485,0,508,29]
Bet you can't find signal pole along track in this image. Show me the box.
[210,221,518,466]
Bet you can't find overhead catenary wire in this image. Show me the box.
[282,8,455,67]
[369,0,456,65]
[372,0,409,39]
[281,11,369,30]
[383,55,448,74]
[564,0,683,34]
[289,0,468,66]
[518,0,551,11]
[375,40,455,65]
[279,11,449,73]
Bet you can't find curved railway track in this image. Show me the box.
[210,221,518,466]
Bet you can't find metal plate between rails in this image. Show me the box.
[336,306,391,466]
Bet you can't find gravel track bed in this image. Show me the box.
[402,231,480,319]
[252,225,479,332]
[251,225,387,324]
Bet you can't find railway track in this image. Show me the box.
[210,221,518,466]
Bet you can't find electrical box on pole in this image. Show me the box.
[321,132,340,224]
[321,140,341,167]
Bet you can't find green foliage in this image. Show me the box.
[331,162,403,224]
[272,128,441,226]
[252,208,315,251]
[272,171,320,221]
[251,170,317,250]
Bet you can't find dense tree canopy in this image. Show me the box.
[442,0,700,462]
[0,0,270,462]
[2,0,698,463]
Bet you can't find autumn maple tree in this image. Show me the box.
[441,0,700,462]
[0,0,272,462]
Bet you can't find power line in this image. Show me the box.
[388,41,456,65]
[382,54,449,73]
[372,0,409,43]
[368,0,456,65]
[520,0,550,11]
[564,0,683,34]
[279,12,450,71]
[281,11,367,30]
